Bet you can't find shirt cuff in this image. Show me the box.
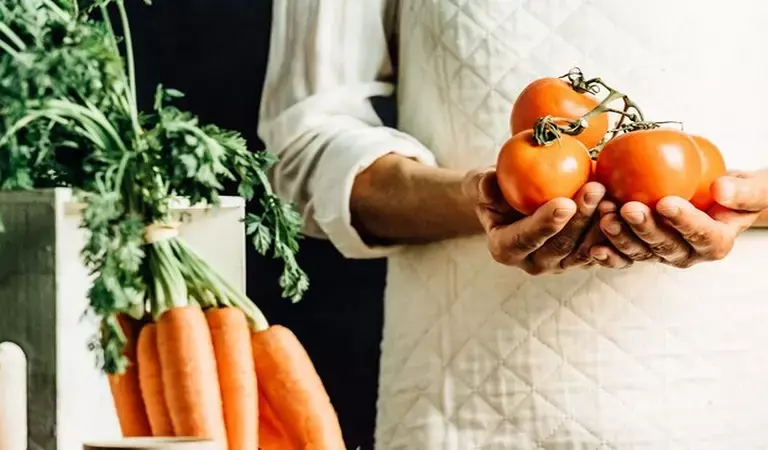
[310,127,437,259]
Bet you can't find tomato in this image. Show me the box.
[496,130,592,215]
[511,78,609,150]
[595,129,702,207]
[689,135,727,211]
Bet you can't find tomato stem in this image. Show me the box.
[531,116,565,146]
[549,67,648,149]
[557,68,685,158]
[560,68,600,95]
[562,69,645,124]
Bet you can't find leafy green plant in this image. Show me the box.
[0,0,308,373]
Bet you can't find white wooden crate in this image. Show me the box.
[0,188,246,450]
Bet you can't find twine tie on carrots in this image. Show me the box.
[143,223,180,244]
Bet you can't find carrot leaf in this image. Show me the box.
[0,0,308,374]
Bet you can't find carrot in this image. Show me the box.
[157,305,227,447]
[137,323,175,437]
[258,389,293,450]
[251,325,345,450]
[205,307,258,450]
[108,314,152,437]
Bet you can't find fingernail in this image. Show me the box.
[658,206,679,218]
[604,222,621,236]
[624,212,645,225]
[584,191,603,206]
[554,208,573,220]
[593,250,608,260]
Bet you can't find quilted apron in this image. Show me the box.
[375,0,768,448]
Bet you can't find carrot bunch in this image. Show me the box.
[0,0,335,447]
[107,228,345,450]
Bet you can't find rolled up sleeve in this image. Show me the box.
[259,0,436,259]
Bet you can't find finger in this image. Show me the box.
[725,170,751,179]
[599,212,657,262]
[463,168,512,212]
[708,204,761,231]
[488,198,575,264]
[559,198,619,269]
[467,169,523,233]
[712,171,768,212]
[560,220,605,269]
[620,202,690,265]
[533,182,605,267]
[476,204,526,233]
[598,199,619,217]
[462,167,494,203]
[656,196,735,260]
[590,245,633,269]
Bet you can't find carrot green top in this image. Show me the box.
[0,0,305,374]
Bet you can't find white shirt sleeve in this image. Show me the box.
[258,0,437,260]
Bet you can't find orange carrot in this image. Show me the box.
[137,323,175,437]
[157,305,227,447]
[258,389,293,450]
[206,307,258,450]
[251,325,345,450]
[108,314,152,437]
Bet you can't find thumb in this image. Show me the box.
[462,167,505,207]
[712,171,768,212]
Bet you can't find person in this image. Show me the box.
[259,1,768,448]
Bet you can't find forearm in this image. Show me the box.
[350,154,482,244]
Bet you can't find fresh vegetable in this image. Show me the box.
[252,325,346,450]
[511,72,610,149]
[595,128,703,207]
[258,394,292,450]
[504,68,728,212]
[206,307,258,450]
[156,306,227,446]
[499,68,648,214]
[1,1,341,449]
[690,135,727,211]
[173,239,344,450]
[137,323,175,437]
[108,314,152,437]
[496,124,591,215]
[589,159,598,182]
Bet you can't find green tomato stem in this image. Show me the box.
[535,67,650,150]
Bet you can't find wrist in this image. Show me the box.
[400,158,483,235]
[350,153,483,242]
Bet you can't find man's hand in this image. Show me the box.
[463,168,614,275]
[591,170,768,268]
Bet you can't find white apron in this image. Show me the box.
[376,1,768,448]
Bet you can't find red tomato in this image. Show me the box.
[689,135,727,211]
[595,129,702,207]
[496,130,592,215]
[510,78,609,150]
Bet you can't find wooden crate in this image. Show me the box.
[0,188,246,450]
